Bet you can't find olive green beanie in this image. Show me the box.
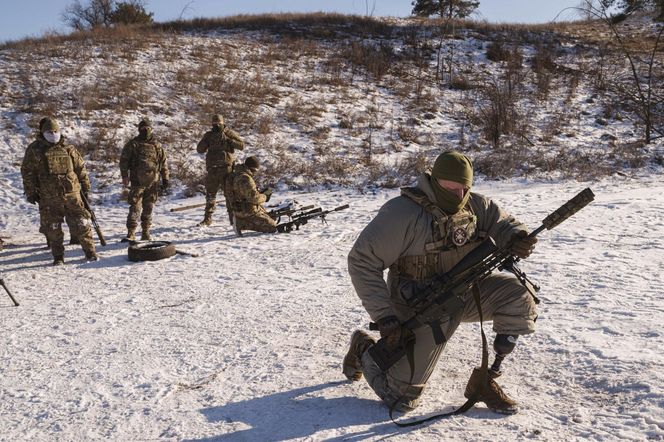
[431,151,473,187]
[39,117,60,133]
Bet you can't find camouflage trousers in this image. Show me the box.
[235,207,278,234]
[204,165,232,221]
[361,273,538,411]
[40,195,95,259]
[39,204,76,238]
[126,183,159,231]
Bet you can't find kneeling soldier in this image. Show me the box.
[226,156,276,236]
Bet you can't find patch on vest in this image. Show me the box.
[452,226,469,246]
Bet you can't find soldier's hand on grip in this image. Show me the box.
[377,316,402,351]
[122,177,129,187]
[509,231,537,259]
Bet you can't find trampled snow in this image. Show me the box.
[2,172,663,441]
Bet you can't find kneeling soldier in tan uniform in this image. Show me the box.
[226,156,276,237]
[21,117,98,265]
[343,151,538,415]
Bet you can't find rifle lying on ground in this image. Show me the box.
[170,202,207,213]
[268,204,315,222]
[0,276,19,307]
[368,188,595,372]
[80,191,107,247]
[276,204,349,233]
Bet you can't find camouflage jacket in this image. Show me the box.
[196,125,244,170]
[228,164,266,216]
[120,135,169,187]
[21,136,90,200]
[347,173,527,323]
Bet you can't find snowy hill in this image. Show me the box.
[1,13,664,441]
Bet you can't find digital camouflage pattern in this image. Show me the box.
[227,164,276,233]
[197,124,244,222]
[120,133,169,233]
[346,172,537,411]
[20,134,96,260]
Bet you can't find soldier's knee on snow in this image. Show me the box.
[494,334,519,356]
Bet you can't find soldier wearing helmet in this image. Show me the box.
[196,114,244,227]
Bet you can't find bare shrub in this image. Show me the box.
[486,40,509,62]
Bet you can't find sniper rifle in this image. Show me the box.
[80,191,107,247]
[276,204,349,233]
[0,276,19,306]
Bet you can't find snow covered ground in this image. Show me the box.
[2,169,663,441]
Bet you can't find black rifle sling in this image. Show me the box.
[388,284,489,427]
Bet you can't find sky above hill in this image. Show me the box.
[0,0,583,43]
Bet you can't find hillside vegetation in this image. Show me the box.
[1,13,662,196]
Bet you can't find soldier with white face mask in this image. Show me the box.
[21,117,98,265]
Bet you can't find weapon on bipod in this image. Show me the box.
[170,202,207,213]
[276,204,350,233]
[268,205,315,222]
[368,188,595,372]
[80,192,107,247]
[0,277,19,306]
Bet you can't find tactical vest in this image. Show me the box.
[132,140,160,186]
[44,145,74,176]
[389,187,484,281]
[206,128,234,168]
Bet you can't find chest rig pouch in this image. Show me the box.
[134,142,159,186]
[391,187,479,282]
[45,146,74,175]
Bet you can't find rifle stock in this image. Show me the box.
[369,188,595,371]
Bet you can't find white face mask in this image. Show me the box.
[43,131,61,144]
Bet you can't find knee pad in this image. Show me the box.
[494,334,519,356]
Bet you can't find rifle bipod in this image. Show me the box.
[0,277,19,306]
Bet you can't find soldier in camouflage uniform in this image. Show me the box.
[20,117,98,265]
[196,114,244,227]
[226,156,276,237]
[343,151,538,415]
[119,118,170,241]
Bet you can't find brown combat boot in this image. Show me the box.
[53,256,65,266]
[464,367,519,414]
[342,330,376,381]
[198,216,212,227]
[121,229,136,243]
[141,230,152,241]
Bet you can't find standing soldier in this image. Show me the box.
[343,151,538,415]
[21,117,98,265]
[226,156,276,237]
[196,114,244,227]
[119,118,169,242]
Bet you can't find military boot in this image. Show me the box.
[342,330,376,381]
[233,221,243,237]
[53,256,65,266]
[198,215,212,227]
[121,229,136,243]
[464,367,519,414]
[141,229,152,241]
[85,250,99,262]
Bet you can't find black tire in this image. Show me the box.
[128,241,177,262]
